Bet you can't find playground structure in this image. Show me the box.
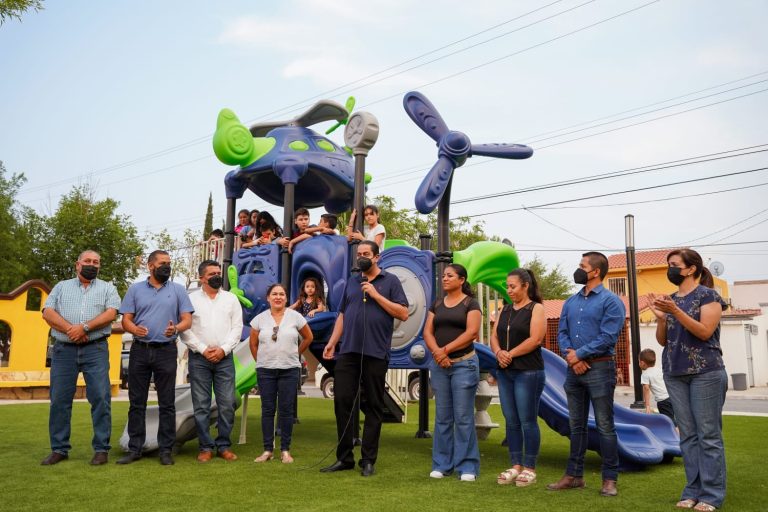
[122,91,680,468]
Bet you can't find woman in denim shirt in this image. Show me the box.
[649,249,727,512]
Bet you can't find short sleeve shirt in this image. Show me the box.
[44,278,121,342]
[364,224,386,253]
[662,285,727,377]
[250,308,307,369]
[641,366,669,402]
[338,270,408,360]
[429,297,481,358]
[120,279,194,343]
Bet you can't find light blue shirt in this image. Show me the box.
[120,279,194,343]
[558,284,626,360]
[44,277,121,342]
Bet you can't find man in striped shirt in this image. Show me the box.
[41,250,121,466]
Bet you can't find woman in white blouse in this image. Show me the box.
[249,283,313,463]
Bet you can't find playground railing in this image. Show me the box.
[385,369,409,423]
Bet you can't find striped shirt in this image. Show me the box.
[44,277,121,342]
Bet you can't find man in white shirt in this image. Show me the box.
[181,260,243,462]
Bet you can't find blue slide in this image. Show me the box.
[475,345,681,470]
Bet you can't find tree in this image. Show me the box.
[147,228,201,286]
[203,192,213,239]
[0,0,44,25]
[34,184,144,295]
[521,256,573,299]
[0,161,35,292]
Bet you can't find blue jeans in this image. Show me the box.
[429,355,480,477]
[49,340,112,454]
[257,367,299,451]
[564,360,619,481]
[497,368,545,468]
[665,370,728,507]
[188,351,236,453]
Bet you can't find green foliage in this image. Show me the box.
[33,184,143,295]
[0,0,44,25]
[0,161,36,292]
[522,255,574,299]
[147,227,201,286]
[203,192,213,239]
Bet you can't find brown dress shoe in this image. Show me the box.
[197,451,213,463]
[90,452,108,465]
[41,452,68,465]
[600,479,618,497]
[546,474,586,491]
[218,450,238,461]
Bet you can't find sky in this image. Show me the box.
[1,0,767,287]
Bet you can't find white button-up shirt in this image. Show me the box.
[181,288,243,355]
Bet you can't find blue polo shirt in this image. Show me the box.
[338,270,408,361]
[120,279,194,343]
[558,284,625,360]
[44,277,121,342]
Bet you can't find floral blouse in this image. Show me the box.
[662,285,727,377]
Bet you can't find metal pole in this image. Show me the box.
[223,198,236,291]
[625,214,644,408]
[282,184,294,293]
[416,233,432,439]
[436,176,453,293]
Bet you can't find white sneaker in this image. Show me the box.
[429,470,445,479]
[460,474,476,482]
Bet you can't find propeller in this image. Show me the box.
[326,96,356,134]
[403,91,533,214]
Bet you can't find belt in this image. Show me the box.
[133,340,174,347]
[56,336,108,346]
[449,350,476,363]
[586,355,613,364]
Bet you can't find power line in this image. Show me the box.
[709,216,768,245]
[511,240,768,252]
[523,206,611,248]
[676,207,768,245]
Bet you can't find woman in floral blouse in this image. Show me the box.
[648,249,727,512]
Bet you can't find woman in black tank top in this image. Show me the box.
[490,268,546,487]
[423,264,482,481]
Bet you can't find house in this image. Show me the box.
[731,279,768,312]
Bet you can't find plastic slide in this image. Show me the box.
[473,344,681,470]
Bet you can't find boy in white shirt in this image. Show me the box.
[639,349,675,425]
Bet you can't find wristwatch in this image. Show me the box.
[83,323,91,333]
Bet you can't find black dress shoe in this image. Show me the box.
[320,460,355,473]
[90,452,108,465]
[361,462,375,477]
[41,452,68,465]
[116,452,142,465]
[159,452,174,465]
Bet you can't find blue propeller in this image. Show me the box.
[403,91,533,214]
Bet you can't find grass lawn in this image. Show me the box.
[1,399,766,512]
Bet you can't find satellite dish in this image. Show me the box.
[710,261,725,277]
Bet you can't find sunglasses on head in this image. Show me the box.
[271,326,279,342]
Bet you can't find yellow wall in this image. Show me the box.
[0,284,122,395]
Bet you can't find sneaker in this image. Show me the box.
[460,474,476,482]
[429,470,445,479]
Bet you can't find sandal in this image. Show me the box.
[497,467,520,485]
[253,451,273,463]
[676,499,697,509]
[515,469,537,487]
[693,503,716,512]
[280,451,294,464]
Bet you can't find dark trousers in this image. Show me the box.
[189,351,236,453]
[126,342,177,454]
[657,398,676,426]
[256,367,300,451]
[333,353,388,466]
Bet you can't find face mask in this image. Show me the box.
[80,265,99,281]
[357,257,373,272]
[573,268,590,285]
[154,264,172,283]
[207,275,223,290]
[667,267,687,286]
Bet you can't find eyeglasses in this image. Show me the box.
[271,326,279,342]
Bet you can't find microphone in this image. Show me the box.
[361,275,368,303]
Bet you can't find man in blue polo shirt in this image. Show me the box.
[320,240,409,477]
[117,250,193,466]
[548,251,626,497]
[41,250,121,466]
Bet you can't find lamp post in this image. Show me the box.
[625,214,644,409]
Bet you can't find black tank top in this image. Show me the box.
[496,302,544,371]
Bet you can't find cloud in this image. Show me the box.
[217,17,321,52]
[695,44,764,70]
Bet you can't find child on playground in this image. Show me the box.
[347,204,386,253]
[290,277,326,318]
[288,213,339,253]
[639,348,676,425]
[243,223,278,248]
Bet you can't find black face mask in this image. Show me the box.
[207,275,223,290]
[357,257,373,272]
[573,268,590,285]
[153,264,172,283]
[80,265,99,281]
[667,267,688,286]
